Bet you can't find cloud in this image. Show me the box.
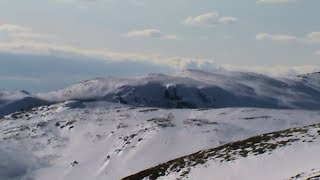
[125,29,162,38]
[0,40,160,62]
[0,144,46,179]
[218,17,238,25]
[0,40,189,70]
[223,35,233,39]
[163,35,178,40]
[183,12,237,26]
[0,24,178,67]
[173,58,320,77]
[175,58,224,72]
[256,31,320,56]
[257,0,295,4]
[55,0,141,4]
[163,57,320,77]
[0,75,42,83]
[223,64,320,77]
[0,24,53,40]
[0,24,32,32]
[1,40,319,77]
[124,29,178,40]
[256,31,320,44]
[256,33,297,41]
[314,50,320,55]
[0,40,216,74]
[307,32,320,43]
[1,24,319,78]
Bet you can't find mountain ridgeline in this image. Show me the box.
[2,70,320,116]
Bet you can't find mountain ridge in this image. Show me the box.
[1,70,320,117]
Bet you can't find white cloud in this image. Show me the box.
[9,32,53,40]
[256,32,320,56]
[218,17,238,25]
[0,24,53,40]
[163,35,179,40]
[125,29,163,38]
[223,35,233,39]
[183,12,237,26]
[256,33,297,41]
[256,31,320,44]
[224,64,320,77]
[199,36,209,41]
[1,39,319,77]
[314,50,320,55]
[0,24,178,67]
[176,58,224,72]
[0,40,160,62]
[0,24,32,32]
[124,29,178,40]
[257,0,295,4]
[1,24,319,77]
[307,32,320,43]
[55,0,144,6]
[0,144,45,179]
[163,57,320,77]
[0,75,42,83]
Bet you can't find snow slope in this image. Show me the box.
[1,101,320,180]
[296,72,320,90]
[124,122,320,180]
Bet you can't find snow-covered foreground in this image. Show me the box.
[1,101,320,180]
[125,122,320,180]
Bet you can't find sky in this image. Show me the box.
[0,0,320,92]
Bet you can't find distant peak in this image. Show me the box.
[19,90,30,95]
[297,71,320,78]
[181,69,216,74]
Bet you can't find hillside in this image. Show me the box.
[1,100,320,179]
[123,123,320,180]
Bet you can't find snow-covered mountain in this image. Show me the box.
[1,70,320,117]
[296,72,320,89]
[1,70,320,180]
[38,70,320,110]
[1,101,320,180]
[0,89,48,117]
[0,89,30,108]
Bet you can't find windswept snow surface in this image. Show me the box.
[1,101,320,180]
